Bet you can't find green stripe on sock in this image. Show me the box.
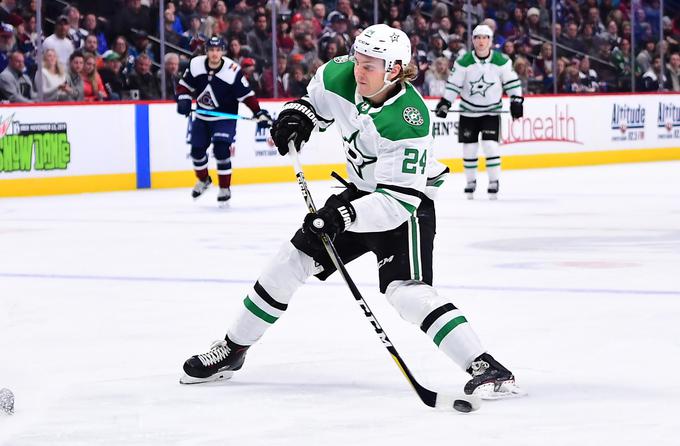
[486,162,501,167]
[433,316,468,346]
[244,296,278,324]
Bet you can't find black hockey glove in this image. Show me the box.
[435,98,451,119]
[270,99,318,156]
[177,94,192,116]
[302,194,356,239]
[254,109,273,129]
[510,96,524,120]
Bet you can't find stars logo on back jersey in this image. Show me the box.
[469,75,494,97]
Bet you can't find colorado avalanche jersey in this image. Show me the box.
[178,55,254,121]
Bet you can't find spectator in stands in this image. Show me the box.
[112,35,134,78]
[83,34,100,60]
[227,37,245,64]
[64,5,86,49]
[211,0,228,35]
[82,52,107,102]
[501,40,516,61]
[0,51,34,102]
[288,63,308,96]
[177,0,197,31]
[636,39,656,74]
[112,0,153,42]
[319,12,351,54]
[247,13,272,69]
[336,0,360,30]
[611,38,633,91]
[513,56,532,93]
[526,7,547,48]
[425,56,448,98]
[228,0,254,31]
[533,42,553,83]
[559,22,587,58]
[586,7,605,34]
[183,15,208,55]
[641,56,671,91]
[0,0,15,24]
[261,52,289,97]
[502,7,526,41]
[561,65,583,93]
[580,23,597,57]
[0,23,14,73]
[129,30,155,62]
[43,15,74,67]
[196,0,216,38]
[163,8,190,53]
[319,39,337,63]
[599,20,622,51]
[159,52,180,99]
[411,50,428,95]
[226,16,248,45]
[82,13,108,55]
[593,40,617,91]
[426,34,446,63]
[127,53,160,99]
[65,51,84,101]
[667,52,680,91]
[99,50,125,100]
[444,33,467,60]
[290,32,318,67]
[578,56,599,92]
[40,48,68,102]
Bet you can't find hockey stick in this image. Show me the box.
[288,142,480,413]
[194,109,255,120]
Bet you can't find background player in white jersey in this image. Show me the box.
[180,25,521,400]
[435,25,524,200]
[176,36,272,205]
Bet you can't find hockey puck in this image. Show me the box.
[453,399,473,413]
[0,388,14,415]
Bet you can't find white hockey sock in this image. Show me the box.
[228,242,316,345]
[462,143,479,183]
[480,140,501,183]
[385,281,484,370]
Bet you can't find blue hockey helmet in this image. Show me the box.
[206,36,226,51]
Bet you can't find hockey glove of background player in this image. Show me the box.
[254,109,273,128]
[176,94,192,116]
[270,99,318,155]
[302,194,356,239]
[510,96,524,120]
[435,98,451,118]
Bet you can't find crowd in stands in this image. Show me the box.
[0,0,679,103]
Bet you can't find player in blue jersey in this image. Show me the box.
[176,36,272,204]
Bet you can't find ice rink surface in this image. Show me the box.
[1,161,679,445]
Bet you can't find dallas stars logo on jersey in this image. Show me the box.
[469,75,494,97]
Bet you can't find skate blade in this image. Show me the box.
[488,193,498,201]
[473,380,526,400]
[466,193,474,200]
[217,200,231,209]
[179,371,234,384]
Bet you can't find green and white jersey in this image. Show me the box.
[444,50,522,116]
[305,56,448,233]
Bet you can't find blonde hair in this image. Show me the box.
[397,62,418,82]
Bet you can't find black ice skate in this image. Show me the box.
[464,180,476,200]
[191,176,213,199]
[464,353,524,399]
[487,180,499,200]
[217,187,231,207]
[180,337,249,384]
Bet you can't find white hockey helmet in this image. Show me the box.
[472,24,494,38]
[353,24,411,78]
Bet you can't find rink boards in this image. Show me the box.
[1,93,679,197]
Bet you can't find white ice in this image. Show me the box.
[1,162,679,446]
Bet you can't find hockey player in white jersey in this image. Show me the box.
[181,24,521,400]
[435,25,524,200]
